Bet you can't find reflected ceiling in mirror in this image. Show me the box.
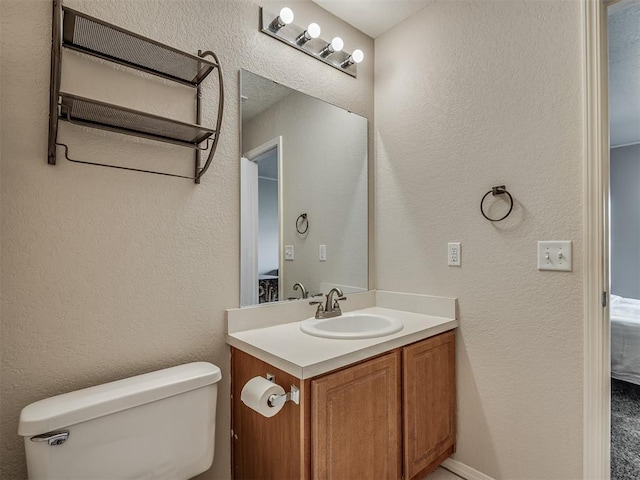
[240,70,368,307]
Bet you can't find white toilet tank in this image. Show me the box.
[18,362,222,480]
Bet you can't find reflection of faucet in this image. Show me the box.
[309,287,346,319]
[293,282,308,299]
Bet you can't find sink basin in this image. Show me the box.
[300,312,403,339]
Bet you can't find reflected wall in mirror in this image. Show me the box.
[240,70,368,307]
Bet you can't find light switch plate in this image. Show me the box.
[285,245,294,261]
[319,244,326,261]
[537,241,572,271]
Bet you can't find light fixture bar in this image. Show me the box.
[259,8,359,78]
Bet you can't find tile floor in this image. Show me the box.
[424,467,464,480]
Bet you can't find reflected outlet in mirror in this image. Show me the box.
[239,70,368,306]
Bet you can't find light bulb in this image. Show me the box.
[330,37,344,52]
[270,7,294,31]
[341,49,365,68]
[351,49,364,64]
[320,36,344,57]
[279,7,294,25]
[307,23,321,39]
[296,22,322,45]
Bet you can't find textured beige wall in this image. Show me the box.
[375,1,584,479]
[243,91,368,300]
[0,1,373,478]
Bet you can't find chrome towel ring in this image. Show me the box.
[480,185,513,222]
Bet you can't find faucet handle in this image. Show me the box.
[333,296,346,308]
[309,300,325,318]
[309,300,325,310]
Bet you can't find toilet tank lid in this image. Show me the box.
[18,362,221,437]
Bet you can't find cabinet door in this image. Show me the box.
[403,331,456,480]
[312,351,402,480]
[231,348,311,480]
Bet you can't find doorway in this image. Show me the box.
[584,0,640,477]
[607,1,640,477]
[240,137,283,306]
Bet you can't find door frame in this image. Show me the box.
[241,137,284,304]
[583,0,611,478]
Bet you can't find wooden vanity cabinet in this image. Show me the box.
[231,330,456,480]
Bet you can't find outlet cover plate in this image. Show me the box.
[537,241,572,271]
[448,242,461,267]
[285,245,294,261]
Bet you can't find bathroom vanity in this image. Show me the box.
[227,291,458,480]
[235,69,456,479]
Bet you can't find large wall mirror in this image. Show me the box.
[240,70,368,307]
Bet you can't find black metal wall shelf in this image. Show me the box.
[59,93,216,148]
[61,7,216,87]
[48,0,224,183]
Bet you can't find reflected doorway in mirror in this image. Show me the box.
[240,136,283,306]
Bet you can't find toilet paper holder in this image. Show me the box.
[266,373,300,407]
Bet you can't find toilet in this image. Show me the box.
[18,362,221,480]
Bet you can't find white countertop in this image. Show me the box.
[226,305,458,379]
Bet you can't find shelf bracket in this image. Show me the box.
[193,50,224,184]
[48,0,63,165]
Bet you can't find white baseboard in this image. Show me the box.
[441,458,495,480]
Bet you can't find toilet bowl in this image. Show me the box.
[18,362,222,480]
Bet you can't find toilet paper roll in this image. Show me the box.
[240,376,286,418]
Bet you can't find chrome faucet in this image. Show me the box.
[293,282,308,299]
[309,287,346,319]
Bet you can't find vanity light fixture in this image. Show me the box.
[259,7,362,78]
[269,7,294,32]
[295,23,321,46]
[341,49,364,68]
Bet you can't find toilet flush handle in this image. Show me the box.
[30,430,69,446]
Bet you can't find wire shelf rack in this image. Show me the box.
[48,0,224,182]
[62,7,217,87]
[59,93,215,148]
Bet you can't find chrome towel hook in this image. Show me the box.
[480,185,514,222]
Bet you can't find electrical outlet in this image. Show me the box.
[448,242,461,267]
[319,244,327,261]
[285,245,294,261]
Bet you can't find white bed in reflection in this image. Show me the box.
[611,294,640,385]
